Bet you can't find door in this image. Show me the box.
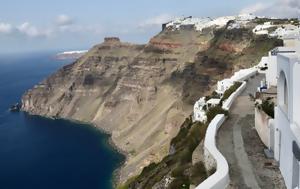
[274,128,281,162]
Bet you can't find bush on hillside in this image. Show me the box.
[221,82,242,102]
[206,106,229,123]
[257,98,275,118]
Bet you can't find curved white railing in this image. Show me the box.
[196,114,229,189]
[222,81,247,110]
[196,69,256,189]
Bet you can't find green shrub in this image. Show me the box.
[221,82,242,102]
[205,95,211,101]
[170,118,193,150]
[205,91,221,101]
[140,162,158,176]
[117,176,138,189]
[254,18,271,24]
[208,167,216,176]
[211,91,221,98]
[206,106,229,123]
[179,148,193,163]
[117,184,128,189]
[190,162,208,185]
[171,165,187,177]
[168,178,190,189]
[258,98,275,118]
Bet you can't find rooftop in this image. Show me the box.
[277,52,300,62]
[270,47,296,55]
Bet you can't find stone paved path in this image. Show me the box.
[217,74,286,189]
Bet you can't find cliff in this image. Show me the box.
[21,19,282,185]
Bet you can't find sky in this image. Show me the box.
[0,0,299,54]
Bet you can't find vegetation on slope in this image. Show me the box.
[256,97,275,118]
[221,82,242,102]
[206,106,229,124]
[118,117,208,189]
[196,26,283,70]
[253,17,299,26]
[119,101,229,189]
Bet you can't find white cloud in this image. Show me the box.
[0,15,97,39]
[17,22,50,37]
[240,0,300,18]
[240,3,268,15]
[56,14,74,27]
[0,23,13,34]
[139,14,173,29]
[0,22,51,38]
[54,14,103,34]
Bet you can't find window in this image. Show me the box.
[284,79,288,109]
[279,71,289,114]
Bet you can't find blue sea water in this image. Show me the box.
[0,52,124,189]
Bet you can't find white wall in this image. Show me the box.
[269,119,275,152]
[255,108,271,148]
[231,68,257,82]
[275,107,298,189]
[292,62,300,130]
[216,79,233,94]
[275,53,300,189]
[266,55,278,87]
[284,39,297,47]
[197,114,229,189]
[222,82,247,110]
[195,66,259,188]
[198,78,250,188]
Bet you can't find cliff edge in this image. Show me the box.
[21,17,283,184]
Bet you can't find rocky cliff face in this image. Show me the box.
[21,21,282,184]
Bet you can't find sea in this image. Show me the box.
[0,51,124,189]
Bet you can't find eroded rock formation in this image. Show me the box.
[21,24,282,184]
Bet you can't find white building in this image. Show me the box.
[165,14,255,32]
[193,97,207,122]
[273,51,300,189]
[253,22,273,35]
[263,47,297,88]
[270,25,300,39]
[258,56,269,69]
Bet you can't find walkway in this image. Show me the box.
[217,74,286,189]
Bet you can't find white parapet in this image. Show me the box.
[216,79,234,94]
[196,68,254,188]
[196,114,229,189]
[230,67,257,82]
[222,81,247,110]
[216,68,257,95]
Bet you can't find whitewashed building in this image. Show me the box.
[253,22,273,35]
[265,47,296,87]
[165,14,255,32]
[273,50,300,189]
[270,25,300,39]
[193,97,207,122]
